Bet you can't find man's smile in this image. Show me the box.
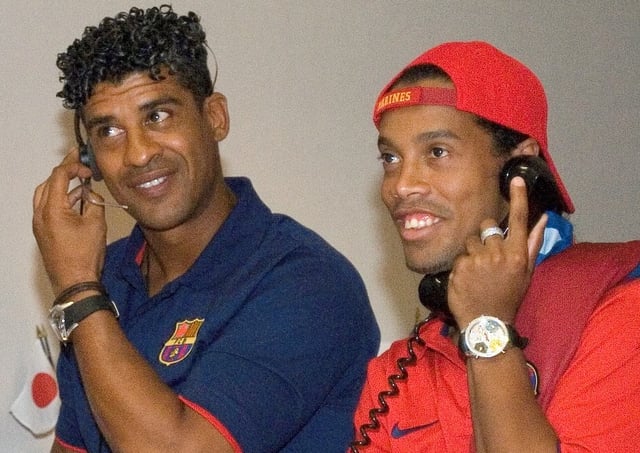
[138,176,167,189]
[403,214,441,230]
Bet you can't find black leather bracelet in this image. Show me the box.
[53,281,106,306]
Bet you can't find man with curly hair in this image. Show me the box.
[33,5,379,452]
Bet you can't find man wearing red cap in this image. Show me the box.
[350,41,640,452]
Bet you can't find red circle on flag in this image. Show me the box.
[31,372,58,408]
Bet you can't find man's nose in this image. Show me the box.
[123,129,161,168]
[394,161,430,199]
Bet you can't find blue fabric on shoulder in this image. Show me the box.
[626,263,640,280]
[535,211,574,266]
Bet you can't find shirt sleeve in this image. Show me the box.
[54,347,102,452]
[546,279,640,451]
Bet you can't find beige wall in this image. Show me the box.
[2,1,638,450]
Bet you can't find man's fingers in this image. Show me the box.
[33,180,48,212]
[506,176,529,243]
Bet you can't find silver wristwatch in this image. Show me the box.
[458,315,527,359]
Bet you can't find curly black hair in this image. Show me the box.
[56,4,214,110]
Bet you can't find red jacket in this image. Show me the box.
[352,241,640,452]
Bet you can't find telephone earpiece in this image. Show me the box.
[74,111,103,181]
[418,155,563,326]
[78,143,103,181]
[499,155,562,229]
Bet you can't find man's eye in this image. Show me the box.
[378,153,400,165]
[430,147,449,158]
[147,111,170,123]
[98,126,122,138]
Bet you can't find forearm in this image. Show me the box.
[467,348,557,453]
[70,310,233,452]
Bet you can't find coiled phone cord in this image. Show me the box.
[349,314,435,452]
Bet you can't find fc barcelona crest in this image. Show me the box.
[159,319,204,366]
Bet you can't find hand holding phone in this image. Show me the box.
[419,156,561,327]
[33,149,108,295]
[446,176,547,328]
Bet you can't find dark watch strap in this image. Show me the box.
[507,324,529,349]
[65,294,119,327]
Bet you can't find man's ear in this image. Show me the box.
[204,92,230,141]
[510,137,540,158]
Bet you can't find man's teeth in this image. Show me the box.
[404,217,436,229]
[138,177,166,189]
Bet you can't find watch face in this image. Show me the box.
[464,316,510,358]
[48,302,73,343]
[48,306,66,342]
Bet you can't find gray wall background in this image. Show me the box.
[2,1,638,450]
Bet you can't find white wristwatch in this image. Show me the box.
[458,315,527,359]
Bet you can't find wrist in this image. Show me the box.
[49,282,118,344]
[52,272,102,296]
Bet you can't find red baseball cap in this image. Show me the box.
[373,41,574,213]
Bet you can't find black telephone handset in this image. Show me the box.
[74,110,103,181]
[418,156,564,326]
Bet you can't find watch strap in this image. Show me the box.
[65,294,119,325]
[507,323,528,350]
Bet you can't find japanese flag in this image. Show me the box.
[10,339,61,436]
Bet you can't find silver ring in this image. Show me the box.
[480,226,505,244]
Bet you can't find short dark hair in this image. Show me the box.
[56,4,213,110]
[392,64,528,156]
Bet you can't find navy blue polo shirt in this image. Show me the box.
[55,177,380,452]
